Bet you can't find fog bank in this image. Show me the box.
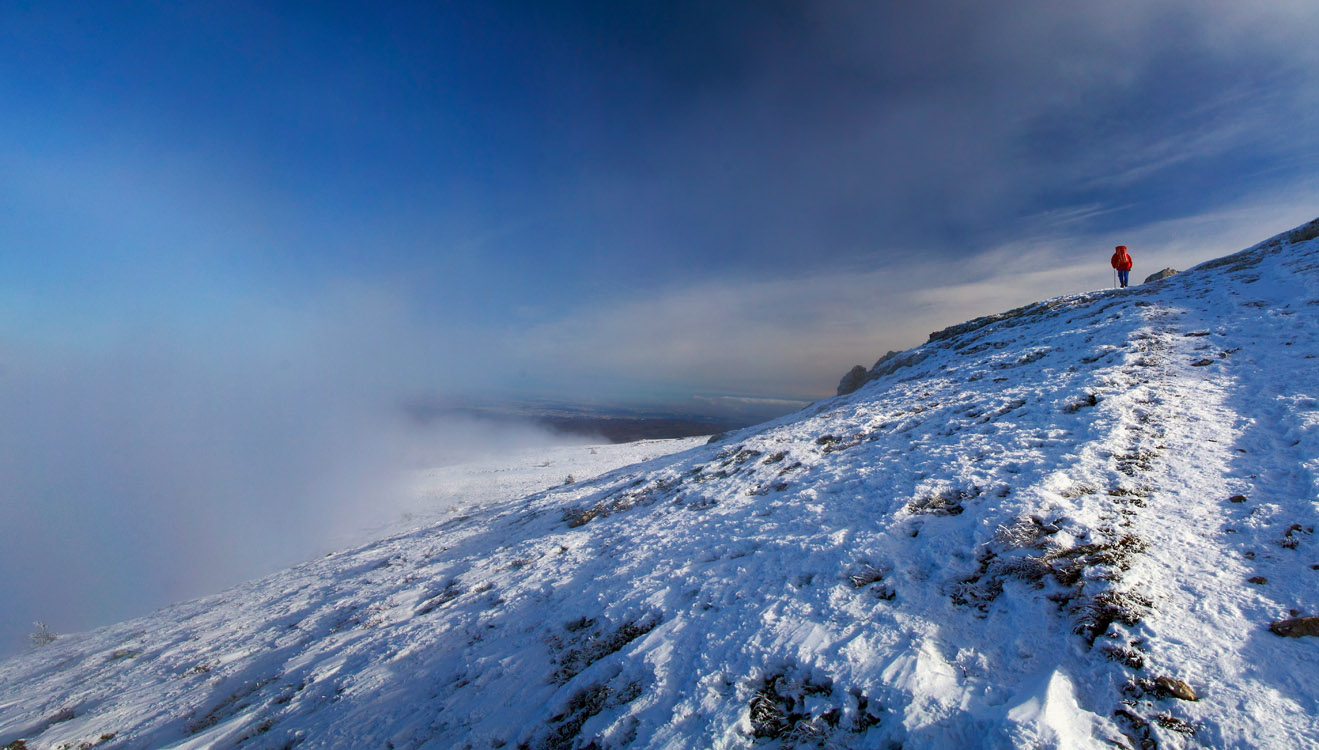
[0,317,584,655]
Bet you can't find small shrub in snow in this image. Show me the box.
[562,476,683,527]
[1154,713,1198,735]
[748,672,833,739]
[563,616,595,632]
[993,515,1061,548]
[550,613,660,684]
[745,670,881,742]
[907,487,979,516]
[731,448,762,464]
[1062,393,1099,414]
[1101,643,1146,670]
[562,507,597,527]
[994,556,1053,583]
[541,683,610,749]
[847,563,886,588]
[1280,523,1311,549]
[1072,590,1152,645]
[415,581,463,615]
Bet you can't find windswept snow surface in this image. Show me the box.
[382,438,710,543]
[4,219,1319,749]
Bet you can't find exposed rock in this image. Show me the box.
[871,350,902,369]
[1228,495,1247,503]
[836,350,931,396]
[1154,676,1198,701]
[836,365,869,396]
[926,298,1070,343]
[1270,616,1319,637]
[871,350,929,379]
[1286,217,1319,244]
[1144,268,1178,284]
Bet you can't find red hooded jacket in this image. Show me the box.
[1111,246,1132,271]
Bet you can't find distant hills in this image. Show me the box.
[403,400,802,444]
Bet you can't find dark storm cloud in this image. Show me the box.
[519,1,1319,284]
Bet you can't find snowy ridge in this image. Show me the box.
[4,218,1319,749]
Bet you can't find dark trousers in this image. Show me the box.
[1118,269,1129,287]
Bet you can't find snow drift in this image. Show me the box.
[4,218,1319,749]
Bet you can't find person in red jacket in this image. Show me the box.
[1111,245,1133,288]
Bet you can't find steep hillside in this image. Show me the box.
[4,218,1319,750]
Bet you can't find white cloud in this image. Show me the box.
[495,185,1319,402]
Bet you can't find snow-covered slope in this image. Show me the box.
[4,219,1319,750]
[385,437,709,544]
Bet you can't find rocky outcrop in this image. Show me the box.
[1270,616,1319,637]
[1153,676,1198,701]
[836,365,869,396]
[1144,268,1178,284]
[836,351,931,396]
[870,350,901,369]
[872,350,929,378]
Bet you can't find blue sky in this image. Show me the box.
[5,1,1316,402]
[2,1,1319,649]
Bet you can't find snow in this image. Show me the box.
[380,437,709,542]
[3,219,1319,749]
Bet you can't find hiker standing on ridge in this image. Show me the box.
[1111,244,1133,288]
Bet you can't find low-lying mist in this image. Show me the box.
[0,326,589,656]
